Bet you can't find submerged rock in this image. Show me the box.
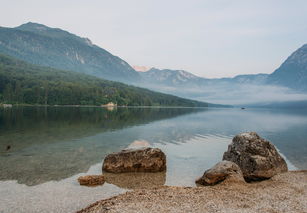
[78,175,105,186]
[223,132,288,181]
[196,161,245,186]
[103,147,166,173]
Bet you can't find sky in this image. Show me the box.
[1,0,307,78]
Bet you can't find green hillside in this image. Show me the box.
[0,22,140,83]
[0,54,208,107]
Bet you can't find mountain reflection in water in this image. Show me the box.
[0,106,203,185]
[0,107,307,187]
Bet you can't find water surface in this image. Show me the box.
[0,106,306,212]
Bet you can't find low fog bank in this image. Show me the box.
[137,83,307,107]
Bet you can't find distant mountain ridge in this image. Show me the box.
[136,44,307,105]
[138,68,269,88]
[132,65,151,72]
[139,68,200,86]
[0,22,140,83]
[137,44,307,92]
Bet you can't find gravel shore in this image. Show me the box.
[78,171,307,213]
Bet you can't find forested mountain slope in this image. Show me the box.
[0,54,209,107]
[0,22,140,83]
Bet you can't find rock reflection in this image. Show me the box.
[127,140,151,149]
[104,172,166,189]
[0,107,201,186]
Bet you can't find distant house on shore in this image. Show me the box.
[101,102,117,107]
[1,104,13,108]
[101,102,117,111]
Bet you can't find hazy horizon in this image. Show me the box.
[1,0,307,78]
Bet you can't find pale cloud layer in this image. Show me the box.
[0,0,307,78]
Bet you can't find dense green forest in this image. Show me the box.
[0,54,208,107]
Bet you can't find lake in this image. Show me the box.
[0,106,306,213]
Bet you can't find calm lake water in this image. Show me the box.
[0,106,306,212]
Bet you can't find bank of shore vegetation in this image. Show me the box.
[0,54,208,107]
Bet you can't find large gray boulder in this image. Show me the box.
[223,132,288,181]
[102,147,166,173]
[196,161,245,186]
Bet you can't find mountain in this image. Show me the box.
[136,44,307,105]
[231,73,269,84]
[0,22,140,83]
[139,68,269,87]
[132,65,151,72]
[0,53,209,107]
[1,22,305,106]
[268,44,307,91]
[137,67,270,95]
[139,68,203,86]
[137,44,307,90]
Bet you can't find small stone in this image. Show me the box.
[196,161,245,186]
[78,175,105,186]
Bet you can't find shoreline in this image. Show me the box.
[78,170,307,213]
[0,102,234,109]
[0,104,223,109]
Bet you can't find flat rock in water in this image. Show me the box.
[102,147,166,173]
[223,132,288,181]
[196,161,245,186]
[78,175,105,186]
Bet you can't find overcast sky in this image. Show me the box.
[1,0,307,78]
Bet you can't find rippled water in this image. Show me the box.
[0,106,306,212]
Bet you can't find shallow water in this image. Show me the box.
[0,106,306,212]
